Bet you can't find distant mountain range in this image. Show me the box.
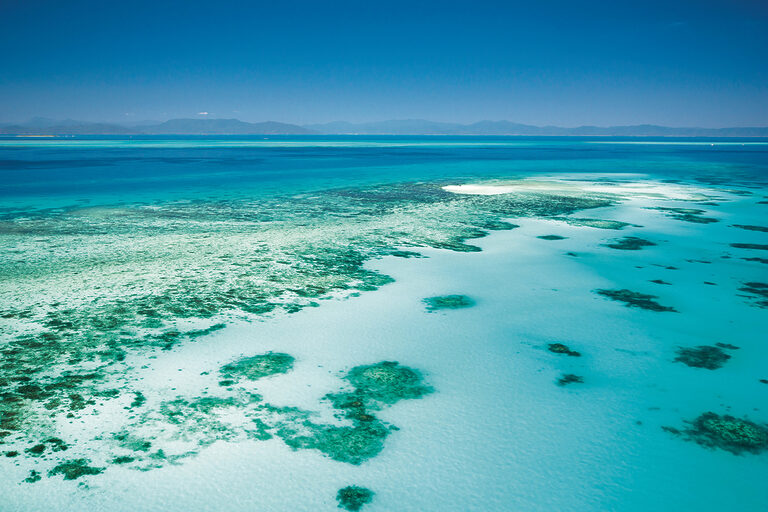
[305,119,768,137]
[1,117,767,137]
[0,118,313,135]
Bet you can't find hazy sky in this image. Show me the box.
[1,0,767,126]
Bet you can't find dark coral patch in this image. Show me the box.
[665,412,768,455]
[556,374,583,386]
[674,346,731,370]
[731,243,768,251]
[537,235,567,240]
[48,459,105,480]
[547,343,581,357]
[738,282,768,308]
[595,289,677,312]
[337,486,375,511]
[23,470,41,484]
[603,236,656,250]
[649,207,718,224]
[732,224,768,232]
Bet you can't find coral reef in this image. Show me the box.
[603,236,656,250]
[337,485,375,511]
[730,243,768,250]
[423,295,475,312]
[0,179,636,482]
[674,346,731,370]
[537,235,567,240]
[732,224,768,232]
[547,343,581,357]
[666,412,768,455]
[648,207,718,224]
[220,352,295,382]
[276,362,433,464]
[595,289,677,312]
[551,218,633,230]
[343,361,434,406]
[738,282,768,308]
[48,459,105,480]
[556,374,584,386]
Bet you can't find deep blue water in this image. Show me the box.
[1,136,767,217]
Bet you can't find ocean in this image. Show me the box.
[1,136,766,511]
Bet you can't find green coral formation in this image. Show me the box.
[537,235,567,240]
[278,421,391,465]
[34,359,434,475]
[595,289,677,312]
[277,362,433,464]
[48,459,105,480]
[478,220,519,231]
[24,470,41,484]
[220,352,295,382]
[423,295,475,312]
[603,236,657,250]
[674,346,731,370]
[649,207,718,224]
[337,486,375,511]
[667,412,768,455]
[342,361,434,406]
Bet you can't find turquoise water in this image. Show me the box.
[0,136,767,511]
[2,136,766,215]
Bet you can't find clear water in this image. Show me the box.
[0,136,766,511]
[2,136,766,214]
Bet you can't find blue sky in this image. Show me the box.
[1,0,767,126]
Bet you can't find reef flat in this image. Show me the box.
[0,178,613,481]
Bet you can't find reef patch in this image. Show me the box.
[730,243,768,251]
[551,217,633,230]
[732,224,768,232]
[648,207,718,224]
[665,412,768,455]
[556,374,583,386]
[674,345,732,370]
[595,289,677,312]
[48,459,105,480]
[423,295,475,312]
[603,237,657,250]
[220,352,295,383]
[337,485,375,511]
[738,282,768,308]
[547,343,581,357]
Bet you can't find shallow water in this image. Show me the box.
[0,136,767,511]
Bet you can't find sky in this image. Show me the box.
[1,0,767,127]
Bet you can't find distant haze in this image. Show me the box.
[1,1,767,127]
[2,118,766,136]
